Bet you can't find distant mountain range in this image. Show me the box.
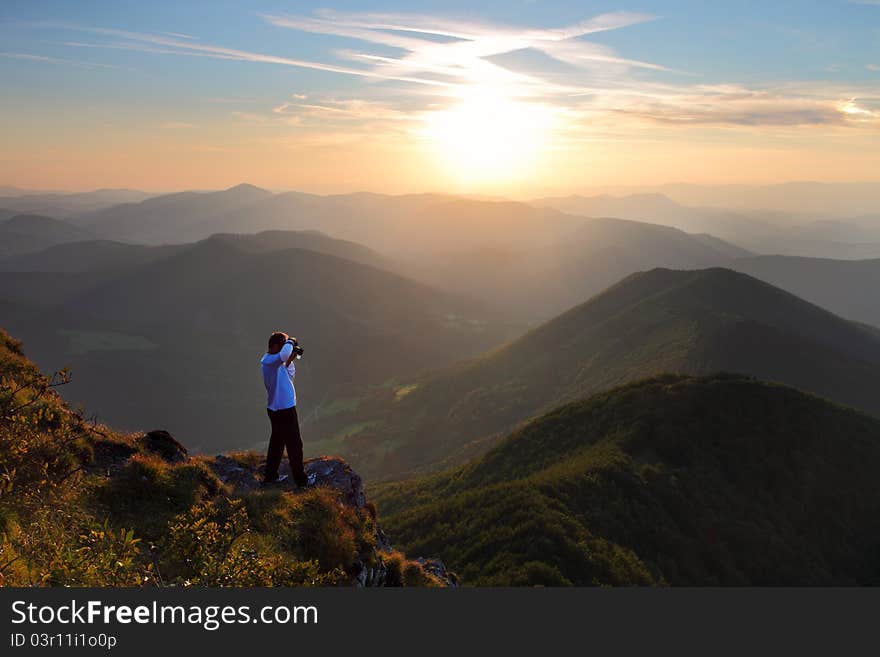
[0,188,155,218]
[38,183,744,320]
[531,192,880,259]
[0,229,389,273]
[331,268,880,480]
[4,182,880,324]
[730,256,880,329]
[72,183,273,244]
[402,213,750,321]
[375,374,880,585]
[0,232,514,453]
[0,214,94,259]
[531,192,771,240]
[1,183,879,468]
[69,184,583,254]
[569,181,880,216]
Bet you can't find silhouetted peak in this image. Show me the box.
[223,182,271,196]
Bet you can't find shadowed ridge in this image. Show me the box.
[336,267,880,480]
[376,373,880,586]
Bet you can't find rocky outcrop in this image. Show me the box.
[415,558,458,586]
[207,454,365,506]
[210,454,261,492]
[201,448,455,586]
[353,558,389,587]
[139,429,188,463]
[302,456,365,508]
[351,554,457,588]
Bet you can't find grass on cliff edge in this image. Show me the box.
[0,328,441,587]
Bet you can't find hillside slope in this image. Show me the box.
[331,268,880,479]
[375,374,880,585]
[0,328,448,587]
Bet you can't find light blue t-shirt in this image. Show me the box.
[260,342,297,411]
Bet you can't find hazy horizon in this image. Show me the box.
[3,179,880,199]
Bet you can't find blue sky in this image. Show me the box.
[3,1,878,84]
[1,1,878,192]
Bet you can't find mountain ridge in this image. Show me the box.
[375,373,880,585]
[0,233,514,454]
[325,267,880,480]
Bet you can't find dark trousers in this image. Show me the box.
[265,406,306,485]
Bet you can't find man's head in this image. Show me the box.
[267,331,289,354]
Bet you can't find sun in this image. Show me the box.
[419,89,558,189]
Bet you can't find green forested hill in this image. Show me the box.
[375,374,880,586]
[333,267,880,479]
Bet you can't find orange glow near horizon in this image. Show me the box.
[2,8,879,195]
[3,110,879,197]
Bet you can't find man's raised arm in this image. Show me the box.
[279,340,293,362]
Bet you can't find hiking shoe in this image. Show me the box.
[262,474,289,487]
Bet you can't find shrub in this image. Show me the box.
[381,551,445,587]
[162,497,345,586]
[97,454,222,538]
[246,487,363,571]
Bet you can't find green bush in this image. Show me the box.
[97,454,222,537]
[163,497,345,586]
[381,550,445,587]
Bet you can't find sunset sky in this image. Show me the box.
[1,1,879,195]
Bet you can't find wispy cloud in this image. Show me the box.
[243,95,420,136]
[161,31,197,40]
[568,83,880,130]
[263,9,666,97]
[54,24,456,88]
[0,50,119,69]
[21,12,880,135]
[259,10,880,131]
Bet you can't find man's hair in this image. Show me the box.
[268,332,289,349]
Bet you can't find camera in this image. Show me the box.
[286,337,304,357]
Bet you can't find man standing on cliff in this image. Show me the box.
[260,331,308,487]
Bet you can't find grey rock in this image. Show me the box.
[139,430,188,463]
[415,557,459,587]
[209,454,261,492]
[301,456,366,508]
[207,454,366,509]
